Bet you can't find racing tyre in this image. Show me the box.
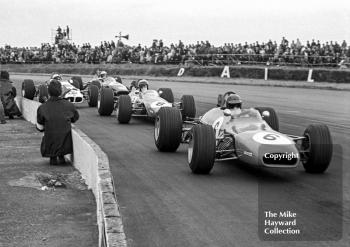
[22,79,36,100]
[188,124,216,174]
[38,84,49,103]
[12,86,17,98]
[217,94,223,107]
[117,95,132,124]
[154,107,182,152]
[91,80,101,89]
[98,87,114,116]
[302,124,333,173]
[255,107,279,131]
[158,88,174,103]
[71,76,83,90]
[181,95,196,120]
[88,85,99,107]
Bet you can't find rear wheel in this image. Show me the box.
[98,87,114,116]
[301,124,333,173]
[88,85,99,107]
[117,95,132,124]
[91,80,101,89]
[71,76,83,90]
[154,107,182,152]
[188,124,216,174]
[38,84,48,103]
[255,107,279,131]
[22,79,36,100]
[158,88,174,103]
[217,94,223,107]
[181,95,196,120]
[12,86,17,98]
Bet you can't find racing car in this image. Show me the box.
[154,91,333,174]
[115,79,196,124]
[21,74,98,106]
[89,73,130,116]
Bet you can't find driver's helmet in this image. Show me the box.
[138,79,149,92]
[226,94,242,109]
[51,73,62,81]
[115,76,122,83]
[130,80,138,90]
[100,71,107,79]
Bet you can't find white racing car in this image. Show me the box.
[116,79,196,124]
[22,75,88,104]
[91,76,130,116]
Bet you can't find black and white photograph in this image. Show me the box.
[0,0,349,246]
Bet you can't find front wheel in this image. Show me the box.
[188,124,216,174]
[98,87,114,116]
[117,95,132,124]
[88,85,99,107]
[301,124,333,173]
[154,107,182,152]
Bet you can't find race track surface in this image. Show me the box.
[12,74,350,247]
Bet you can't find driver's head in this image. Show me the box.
[100,71,107,79]
[138,79,149,93]
[115,76,122,83]
[226,94,242,109]
[51,73,62,81]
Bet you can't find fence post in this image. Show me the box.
[264,68,268,81]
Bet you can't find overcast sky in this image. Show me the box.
[0,0,349,47]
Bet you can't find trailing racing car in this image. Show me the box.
[91,73,130,116]
[116,79,196,124]
[154,91,333,174]
[21,74,98,106]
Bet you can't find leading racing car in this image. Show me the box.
[154,91,333,174]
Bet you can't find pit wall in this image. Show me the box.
[3,64,350,83]
[15,97,127,247]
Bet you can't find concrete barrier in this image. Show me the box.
[16,97,126,247]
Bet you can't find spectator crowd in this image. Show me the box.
[1,37,349,67]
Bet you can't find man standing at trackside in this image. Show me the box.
[0,70,21,122]
[36,79,79,165]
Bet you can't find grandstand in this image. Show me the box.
[0,34,349,68]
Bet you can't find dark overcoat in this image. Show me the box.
[37,97,79,157]
[0,79,20,116]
